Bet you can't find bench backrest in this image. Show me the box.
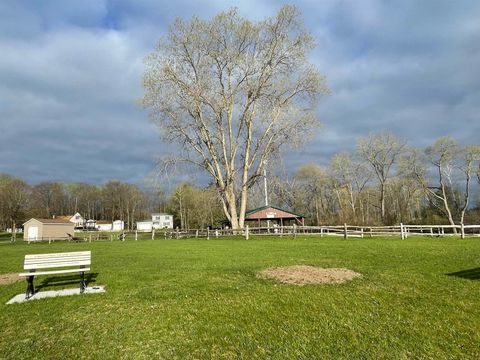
[24,251,91,270]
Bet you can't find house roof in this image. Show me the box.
[96,220,112,225]
[56,215,72,221]
[245,205,304,218]
[23,218,73,225]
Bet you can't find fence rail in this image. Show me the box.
[13,223,480,244]
[162,223,480,240]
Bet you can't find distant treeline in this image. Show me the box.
[1,135,479,230]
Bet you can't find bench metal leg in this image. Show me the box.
[25,275,35,299]
[80,272,86,293]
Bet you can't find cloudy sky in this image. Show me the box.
[1,0,479,187]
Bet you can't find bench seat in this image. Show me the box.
[19,251,91,299]
[19,268,91,277]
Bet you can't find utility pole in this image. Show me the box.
[264,162,270,230]
[263,162,269,207]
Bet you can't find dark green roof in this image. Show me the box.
[245,205,304,218]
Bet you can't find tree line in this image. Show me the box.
[0,176,226,232]
[257,134,480,228]
[1,133,479,232]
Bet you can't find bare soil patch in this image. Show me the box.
[258,265,362,285]
[0,273,21,286]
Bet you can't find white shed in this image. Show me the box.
[136,220,153,232]
[112,220,124,231]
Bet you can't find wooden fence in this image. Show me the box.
[162,223,480,240]
[17,223,480,244]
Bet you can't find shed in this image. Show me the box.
[96,221,113,231]
[23,218,75,241]
[136,220,153,232]
[244,205,305,226]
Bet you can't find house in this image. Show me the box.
[152,213,174,229]
[136,220,153,232]
[57,212,85,229]
[23,218,75,241]
[136,214,174,231]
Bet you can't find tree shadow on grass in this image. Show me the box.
[446,268,480,280]
[35,272,99,291]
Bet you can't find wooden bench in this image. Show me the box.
[19,251,91,299]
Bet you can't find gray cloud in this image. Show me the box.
[1,0,479,187]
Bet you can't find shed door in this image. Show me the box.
[28,226,38,240]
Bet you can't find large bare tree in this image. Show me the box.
[142,6,328,229]
[358,132,406,223]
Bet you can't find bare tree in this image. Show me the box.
[330,153,371,222]
[142,6,328,229]
[31,182,65,218]
[457,145,480,227]
[358,132,406,223]
[0,174,30,241]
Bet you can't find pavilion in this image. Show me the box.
[244,205,305,227]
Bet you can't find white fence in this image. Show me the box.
[163,223,480,240]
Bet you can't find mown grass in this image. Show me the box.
[0,236,479,359]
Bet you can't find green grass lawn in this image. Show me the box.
[0,236,479,359]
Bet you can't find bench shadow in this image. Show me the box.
[446,268,480,280]
[35,272,99,292]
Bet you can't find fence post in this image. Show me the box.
[361,228,364,238]
[430,227,434,237]
[152,229,155,240]
[400,223,404,240]
[49,237,51,244]
[135,230,138,241]
[110,234,113,242]
[245,225,249,240]
[320,227,323,237]
[207,228,210,240]
[293,224,297,238]
[461,223,465,239]
[215,230,219,238]
[343,223,348,239]
[176,227,179,239]
[195,230,198,239]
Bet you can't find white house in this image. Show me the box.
[152,213,174,229]
[136,220,153,232]
[57,212,84,228]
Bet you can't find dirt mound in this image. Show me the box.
[0,273,21,286]
[258,265,361,285]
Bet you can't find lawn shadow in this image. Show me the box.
[35,272,99,291]
[446,268,480,280]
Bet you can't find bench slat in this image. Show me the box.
[25,251,90,260]
[23,251,91,270]
[19,268,91,277]
[24,257,91,264]
[24,261,91,270]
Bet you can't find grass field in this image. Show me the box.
[0,236,479,359]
